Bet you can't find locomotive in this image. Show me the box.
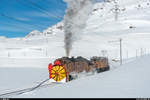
[48,56,110,82]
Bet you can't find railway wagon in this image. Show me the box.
[90,56,110,73]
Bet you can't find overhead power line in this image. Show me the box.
[1,22,34,31]
[0,13,47,29]
[0,0,64,35]
[46,0,66,8]
[17,0,63,20]
[15,0,56,20]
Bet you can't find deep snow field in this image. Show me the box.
[1,0,150,98]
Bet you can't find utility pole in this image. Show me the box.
[120,38,122,65]
[46,48,48,57]
[141,48,143,57]
[136,49,138,59]
[111,1,120,21]
[114,1,119,21]
[8,52,10,57]
[126,50,128,59]
[144,48,146,56]
[111,0,126,21]
[108,38,123,65]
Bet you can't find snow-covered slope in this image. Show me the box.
[1,55,148,98]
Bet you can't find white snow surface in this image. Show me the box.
[0,0,150,98]
[14,55,150,98]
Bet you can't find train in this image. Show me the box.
[48,56,110,82]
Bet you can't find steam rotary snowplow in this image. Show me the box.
[48,61,67,82]
[48,56,110,83]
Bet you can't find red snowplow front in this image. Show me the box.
[48,60,67,82]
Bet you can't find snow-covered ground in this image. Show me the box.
[0,0,150,98]
[15,55,150,98]
[0,55,149,98]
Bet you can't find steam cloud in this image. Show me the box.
[64,0,93,57]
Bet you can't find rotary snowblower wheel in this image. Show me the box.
[50,65,66,82]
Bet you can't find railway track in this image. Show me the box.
[0,79,61,98]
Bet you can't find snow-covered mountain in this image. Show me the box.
[25,0,150,37]
[25,30,43,38]
[25,22,64,39]
[1,0,150,97]
[1,0,150,63]
[43,22,64,36]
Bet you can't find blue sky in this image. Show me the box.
[0,0,67,38]
[0,0,103,38]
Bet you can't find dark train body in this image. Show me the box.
[54,56,110,82]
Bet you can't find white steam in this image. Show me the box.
[64,0,93,57]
